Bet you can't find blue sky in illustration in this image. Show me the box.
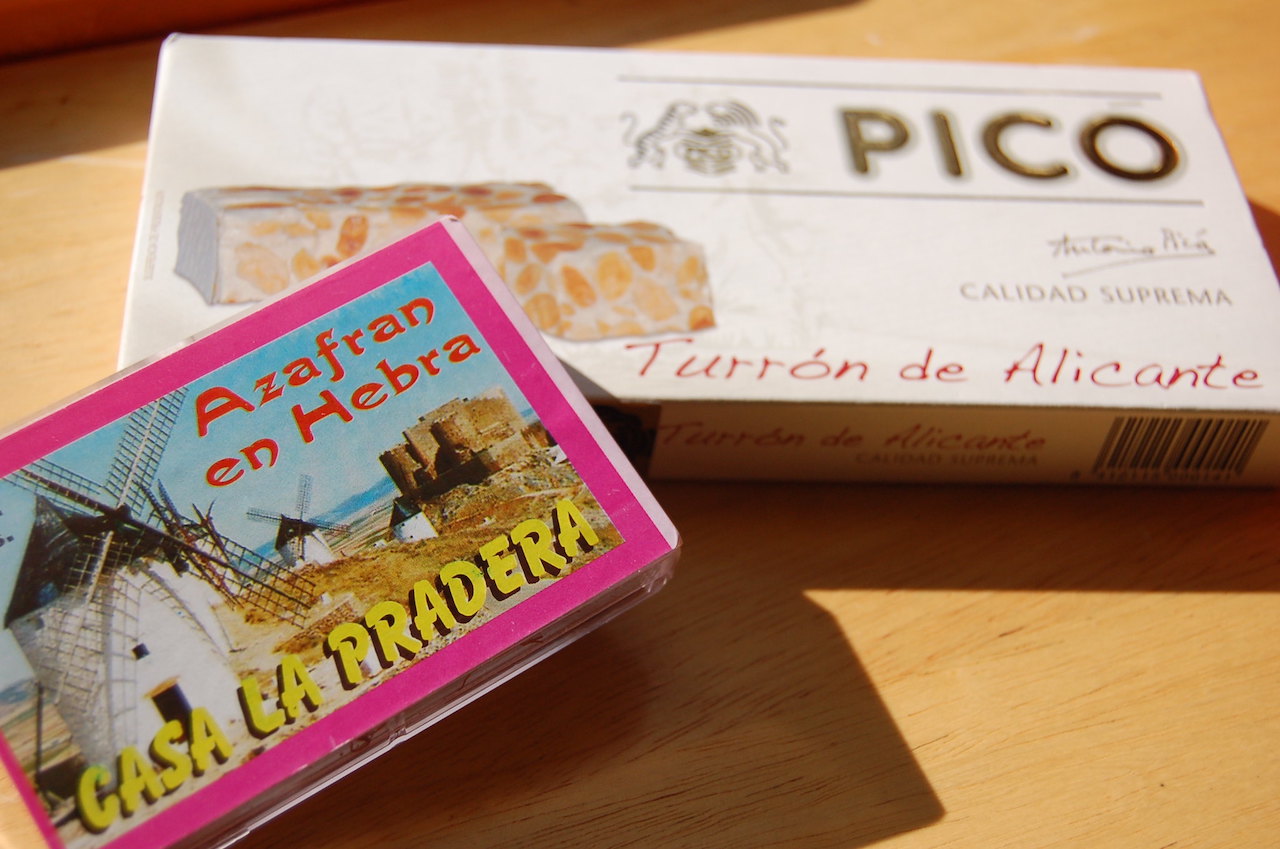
[0,262,533,687]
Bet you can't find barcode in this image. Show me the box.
[1093,416,1269,477]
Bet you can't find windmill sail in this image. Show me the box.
[2,388,321,779]
[2,395,185,762]
[104,391,185,519]
[146,484,316,624]
[192,504,316,624]
[247,473,351,567]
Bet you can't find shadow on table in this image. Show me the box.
[197,213,1280,849]
[1250,201,1280,278]
[683,480,1280,594]
[1,0,857,166]
[236,480,944,849]
[4,16,1273,844]
[238,472,1280,849]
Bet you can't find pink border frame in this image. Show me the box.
[0,220,675,849]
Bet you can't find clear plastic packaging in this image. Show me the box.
[0,219,680,849]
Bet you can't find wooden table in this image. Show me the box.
[1,1,1278,847]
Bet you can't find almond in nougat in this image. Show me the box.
[176,182,587,304]
[499,221,714,341]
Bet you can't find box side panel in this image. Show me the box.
[645,401,1280,486]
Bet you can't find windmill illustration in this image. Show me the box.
[247,474,350,569]
[2,390,317,796]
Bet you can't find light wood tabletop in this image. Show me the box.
[1,1,1278,847]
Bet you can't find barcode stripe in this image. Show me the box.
[1233,420,1257,472]
[1212,420,1245,472]
[1093,416,1269,478]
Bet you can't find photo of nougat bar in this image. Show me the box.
[175,182,587,303]
[499,221,715,341]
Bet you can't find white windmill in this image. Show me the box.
[2,391,317,804]
[246,474,350,569]
[388,495,438,543]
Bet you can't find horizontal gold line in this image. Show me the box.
[629,184,1203,207]
[617,75,1164,101]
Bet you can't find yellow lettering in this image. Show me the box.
[188,708,232,775]
[149,720,192,792]
[116,746,165,815]
[277,654,324,720]
[364,601,423,667]
[326,621,373,688]
[239,676,286,738]
[478,536,523,598]
[553,498,599,558]
[409,577,458,639]
[76,765,120,833]
[510,518,567,580]
[438,560,487,620]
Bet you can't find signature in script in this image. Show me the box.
[1047,228,1215,277]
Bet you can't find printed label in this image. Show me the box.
[0,261,622,848]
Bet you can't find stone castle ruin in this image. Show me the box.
[379,387,554,505]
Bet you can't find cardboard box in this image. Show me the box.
[1,220,679,849]
[121,35,1280,485]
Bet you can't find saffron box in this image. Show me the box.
[120,35,1280,485]
[0,219,679,849]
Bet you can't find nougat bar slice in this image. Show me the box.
[175,182,586,304]
[499,221,714,341]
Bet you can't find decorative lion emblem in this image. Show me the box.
[622,100,788,175]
